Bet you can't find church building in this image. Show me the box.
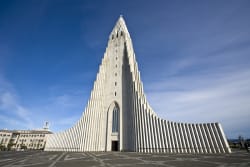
[45,16,231,153]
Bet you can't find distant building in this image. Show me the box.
[0,123,52,151]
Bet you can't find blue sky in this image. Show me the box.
[0,0,250,139]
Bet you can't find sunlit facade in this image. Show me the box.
[45,16,231,153]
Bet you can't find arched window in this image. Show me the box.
[112,106,119,132]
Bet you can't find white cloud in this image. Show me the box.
[146,67,250,138]
[0,115,26,129]
[0,76,34,129]
[26,87,85,132]
[50,116,80,133]
[0,75,84,132]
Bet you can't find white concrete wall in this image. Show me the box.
[44,16,231,154]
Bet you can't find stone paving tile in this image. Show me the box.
[56,160,100,167]
[164,160,216,167]
[140,156,174,161]
[0,150,249,167]
[104,158,142,164]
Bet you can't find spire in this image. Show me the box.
[45,17,231,154]
[110,15,130,39]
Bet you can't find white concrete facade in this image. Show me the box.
[0,129,52,150]
[44,16,231,153]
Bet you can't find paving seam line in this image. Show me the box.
[48,152,66,167]
[87,152,106,167]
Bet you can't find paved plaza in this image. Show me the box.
[0,150,249,167]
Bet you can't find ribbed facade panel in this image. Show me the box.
[44,16,231,154]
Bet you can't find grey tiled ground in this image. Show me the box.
[0,149,249,167]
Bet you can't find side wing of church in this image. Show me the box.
[44,16,231,153]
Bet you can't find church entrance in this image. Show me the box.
[112,141,119,151]
[106,102,120,151]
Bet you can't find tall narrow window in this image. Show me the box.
[112,106,119,132]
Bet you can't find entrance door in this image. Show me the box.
[111,141,119,151]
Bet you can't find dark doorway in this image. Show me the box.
[111,141,119,151]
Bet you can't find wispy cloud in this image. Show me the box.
[23,92,85,132]
[0,76,34,129]
[51,116,80,133]
[1,0,250,140]
[0,74,85,132]
[139,3,250,139]
[146,64,250,138]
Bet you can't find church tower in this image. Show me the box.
[45,16,231,153]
